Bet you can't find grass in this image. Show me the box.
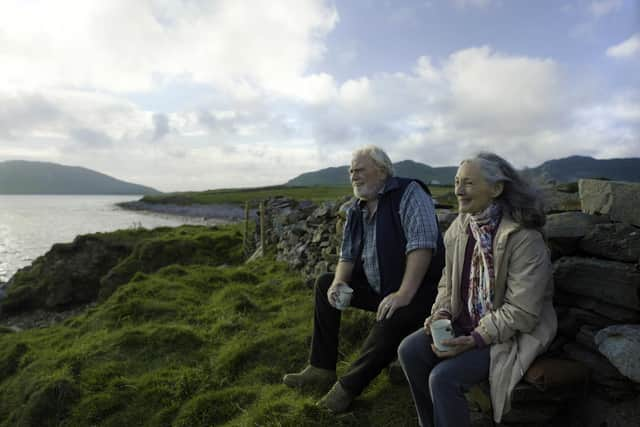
[0,225,419,426]
[140,184,457,208]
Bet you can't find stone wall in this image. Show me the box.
[251,180,640,426]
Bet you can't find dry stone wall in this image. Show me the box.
[252,181,639,426]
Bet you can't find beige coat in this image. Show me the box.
[430,213,556,423]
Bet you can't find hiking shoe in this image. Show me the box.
[316,381,354,413]
[282,365,336,391]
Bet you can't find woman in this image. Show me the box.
[397,153,556,427]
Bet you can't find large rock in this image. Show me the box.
[540,184,581,213]
[554,291,640,324]
[579,179,640,226]
[595,325,640,383]
[563,342,635,391]
[544,212,609,259]
[553,257,640,310]
[579,223,640,263]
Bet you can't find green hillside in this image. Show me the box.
[0,160,160,195]
[0,225,416,426]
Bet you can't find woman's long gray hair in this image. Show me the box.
[465,152,546,229]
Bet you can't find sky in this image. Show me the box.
[0,0,638,192]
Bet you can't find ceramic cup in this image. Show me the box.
[430,318,454,351]
[334,283,354,311]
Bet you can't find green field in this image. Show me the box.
[142,185,457,207]
[0,225,419,426]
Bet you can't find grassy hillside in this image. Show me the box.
[141,185,354,206]
[140,184,457,208]
[0,225,417,426]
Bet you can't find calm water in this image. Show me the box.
[0,195,216,283]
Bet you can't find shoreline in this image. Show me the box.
[116,200,254,223]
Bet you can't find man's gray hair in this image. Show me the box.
[352,145,395,177]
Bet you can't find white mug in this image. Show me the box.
[335,283,354,311]
[430,318,454,351]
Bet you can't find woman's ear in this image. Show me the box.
[492,182,504,198]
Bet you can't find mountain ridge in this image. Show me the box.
[286,155,640,186]
[0,160,161,195]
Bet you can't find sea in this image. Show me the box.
[0,195,218,284]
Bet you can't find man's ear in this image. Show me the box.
[492,182,504,198]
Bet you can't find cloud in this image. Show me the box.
[152,113,170,141]
[606,33,640,58]
[452,0,494,9]
[588,0,623,17]
[0,0,337,99]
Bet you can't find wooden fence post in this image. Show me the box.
[243,201,250,257]
[259,201,266,253]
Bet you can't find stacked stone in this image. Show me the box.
[542,179,640,427]
[258,196,349,284]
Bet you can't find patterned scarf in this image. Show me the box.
[467,202,502,325]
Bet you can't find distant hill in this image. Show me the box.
[286,156,640,186]
[0,160,161,195]
[286,160,458,186]
[523,155,640,183]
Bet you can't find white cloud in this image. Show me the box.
[606,33,640,58]
[588,0,623,17]
[452,0,494,9]
[0,0,338,99]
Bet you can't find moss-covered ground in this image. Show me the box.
[0,224,418,426]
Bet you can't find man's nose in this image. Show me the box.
[455,185,464,195]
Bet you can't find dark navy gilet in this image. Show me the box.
[347,177,445,302]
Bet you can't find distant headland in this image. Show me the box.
[0,160,161,195]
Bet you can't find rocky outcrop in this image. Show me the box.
[595,325,640,383]
[579,179,640,226]
[0,235,131,315]
[544,212,609,259]
[579,223,640,263]
[553,257,640,310]
[0,226,243,318]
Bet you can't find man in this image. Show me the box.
[283,145,445,413]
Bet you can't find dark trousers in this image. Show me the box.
[397,329,490,427]
[310,272,432,396]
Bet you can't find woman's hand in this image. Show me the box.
[376,291,412,321]
[423,311,450,335]
[431,336,475,358]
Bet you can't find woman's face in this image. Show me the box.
[455,160,502,214]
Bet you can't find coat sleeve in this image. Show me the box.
[429,222,456,317]
[474,229,552,345]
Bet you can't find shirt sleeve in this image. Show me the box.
[339,207,354,262]
[399,181,439,254]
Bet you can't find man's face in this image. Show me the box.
[349,155,387,201]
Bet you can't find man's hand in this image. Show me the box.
[431,336,475,358]
[423,311,450,335]
[326,281,345,308]
[376,291,412,321]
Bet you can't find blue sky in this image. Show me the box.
[0,0,638,191]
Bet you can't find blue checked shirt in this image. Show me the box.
[339,180,439,294]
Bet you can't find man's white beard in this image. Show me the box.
[353,182,379,200]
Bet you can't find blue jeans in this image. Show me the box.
[398,329,490,427]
